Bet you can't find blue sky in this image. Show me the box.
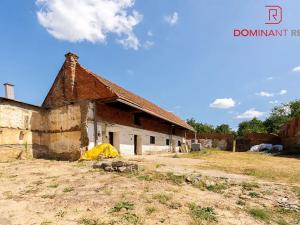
[0,0,300,129]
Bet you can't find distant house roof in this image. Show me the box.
[0,97,41,110]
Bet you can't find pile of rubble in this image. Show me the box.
[93,160,138,173]
[277,197,300,212]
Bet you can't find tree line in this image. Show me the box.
[187,100,300,136]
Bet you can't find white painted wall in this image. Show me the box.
[88,121,185,156]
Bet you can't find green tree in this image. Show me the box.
[186,118,215,133]
[237,118,267,136]
[215,124,232,134]
[263,100,300,134]
[197,123,215,133]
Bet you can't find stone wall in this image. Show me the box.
[187,133,234,150]
[187,132,282,152]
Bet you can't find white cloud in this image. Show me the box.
[256,91,274,97]
[209,98,236,109]
[269,100,279,104]
[164,12,178,26]
[143,40,154,49]
[278,89,287,95]
[236,108,265,119]
[36,0,142,50]
[267,77,274,80]
[292,66,300,72]
[147,31,153,36]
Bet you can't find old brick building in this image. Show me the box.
[0,53,193,160]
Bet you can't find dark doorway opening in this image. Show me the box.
[134,135,138,155]
[109,132,114,146]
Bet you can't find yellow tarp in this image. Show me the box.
[80,143,119,161]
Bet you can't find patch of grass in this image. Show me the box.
[55,210,65,218]
[122,213,141,225]
[168,201,182,209]
[292,186,300,197]
[206,182,227,193]
[33,180,44,186]
[181,149,300,183]
[249,191,259,198]
[47,184,59,188]
[188,203,217,223]
[276,208,300,224]
[248,208,270,221]
[276,219,290,225]
[63,187,74,193]
[78,218,106,225]
[145,206,156,215]
[172,154,180,158]
[166,172,186,185]
[3,191,13,199]
[153,193,172,205]
[111,201,134,212]
[192,180,206,191]
[41,221,52,225]
[41,194,56,199]
[137,174,152,181]
[236,200,246,206]
[242,182,259,191]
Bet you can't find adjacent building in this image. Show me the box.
[280,116,300,153]
[0,53,194,160]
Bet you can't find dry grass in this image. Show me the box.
[181,149,300,183]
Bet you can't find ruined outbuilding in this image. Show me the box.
[280,116,300,153]
[0,53,194,161]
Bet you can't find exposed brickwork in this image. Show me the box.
[43,53,192,131]
[280,116,300,153]
[96,103,185,137]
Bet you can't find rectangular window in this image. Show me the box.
[150,136,155,144]
[166,139,170,146]
[178,141,181,146]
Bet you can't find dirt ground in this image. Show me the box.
[0,153,299,225]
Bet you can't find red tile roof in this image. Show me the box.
[79,64,194,131]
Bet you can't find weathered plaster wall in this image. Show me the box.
[0,99,89,161]
[0,100,44,160]
[88,121,184,156]
[85,102,185,156]
[35,102,89,161]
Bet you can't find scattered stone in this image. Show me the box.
[104,166,114,172]
[185,175,202,184]
[117,166,127,172]
[112,161,126,167]
[93,162,110,169]
[205,180,216,188]
[277,198,300,211]
[92,161,138,173]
